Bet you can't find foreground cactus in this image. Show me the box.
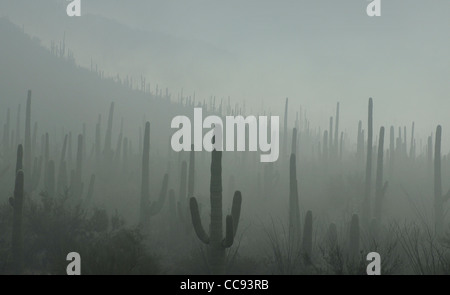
[190,148,242,274]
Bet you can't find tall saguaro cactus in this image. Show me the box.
[374,127,388,222]
[188,145,195,198]
[302,210,313,262]
[24,90,32,194]
[334,102,340,158]
[190,148,242,274]
[363,98,373,225]
[434,125,449,234]
[103,102,114,159]
[389,126,395,177]
[283,98,288,157]
[289,153,300,245]
[140,122,168,224]
[10,145,24,274]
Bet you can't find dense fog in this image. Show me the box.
[0,1,450,275]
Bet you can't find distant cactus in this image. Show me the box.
[357,121,364,165]
[374,127,388,222]
[334,102,340,157]
[24,90,32,194]
[71,134,83,198]
[302,210,313,262]
[363,98,373,225]
[289,153,301,245]
[9,145,24,274]
[103,102,114,160]
[15,144,23,174]
[189,148,242,274]
[283,97,288,157]
[389,126,395,177]
[434,125,450,234]
[57,134,68,194]
[291,128,297,156]
[140,122,168,224]
[188,145,195,198]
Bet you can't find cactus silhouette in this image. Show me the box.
[434,125,450,234]
[189,147,242,274]
[103,102,114,160]
[374,127,388,222]
[289,153,301,245]
[363,98,373,225]
[140,121,168,224]
[9,145,24,274]
[283,97,288,157]
[24,90,32,194]
[334,102,340,157]
[302,210,313,262]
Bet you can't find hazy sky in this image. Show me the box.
[1,0,449,147]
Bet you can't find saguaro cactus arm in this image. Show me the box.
[222,215,234,248]
[190,197,210,244]
[231,191,242,238]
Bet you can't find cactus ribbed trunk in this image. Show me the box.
[190,148,242,275]
[57,135,68,194]
[302,210,313,261]
[11,145,24,274]
[2,108,10,155]
[374,127,386,222]
[188,145,195,198]
[389,126,394,177]
[363,98,373,225]
[329,117,333,156]
[434,125,446,234]
[357,121,363,164]
[427,135,433,172]
[103,102,114,157]
[140,122,150,224]
[289,153,300,245]
[24,90,32,194]
[179,161,187,207]
[334,102,340,158]
[283,98,288,157]
[73,134,83,198]
[209,149,225,274]
[95,115,101,166]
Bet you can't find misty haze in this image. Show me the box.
[0,0,450,275]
